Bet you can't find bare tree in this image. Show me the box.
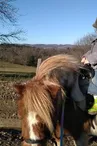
[0,30,24,43]
[75,33,97,46]
[0,0,24,43]
[73,32,97,61]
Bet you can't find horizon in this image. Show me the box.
[0,42,74,45]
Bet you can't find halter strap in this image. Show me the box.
[60,91,65,146]
[21,136,57,146]
[21,137,47,144]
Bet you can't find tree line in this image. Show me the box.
[0,43,91,66]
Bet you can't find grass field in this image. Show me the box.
[0,61,36,73]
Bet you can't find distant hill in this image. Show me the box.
[24,44,74,49]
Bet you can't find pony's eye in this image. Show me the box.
[80,75,86,80]
[82,76,85,80]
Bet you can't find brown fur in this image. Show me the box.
[83,119,91,133]
[33,122,48,139]
[21,118,30,146]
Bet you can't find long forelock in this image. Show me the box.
[23,81,55,133]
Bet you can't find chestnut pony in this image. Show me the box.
[15,54,94,146]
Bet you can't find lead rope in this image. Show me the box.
[60,89,66,146]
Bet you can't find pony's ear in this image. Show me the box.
[47,84,61,98]
[14,84,25,95]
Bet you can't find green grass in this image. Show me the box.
[0,61,36,73]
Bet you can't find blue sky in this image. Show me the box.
[1,0,97,44]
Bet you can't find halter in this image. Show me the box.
[21,136,57,146]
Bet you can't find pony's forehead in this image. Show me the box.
[21,79,37,87]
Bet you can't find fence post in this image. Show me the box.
[36,58,42,74]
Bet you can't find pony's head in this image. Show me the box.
[15,79,61,146]
[14,54,94,146]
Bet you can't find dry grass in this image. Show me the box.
[0,81,22,128]
[0,61,36,73]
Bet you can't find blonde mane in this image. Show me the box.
[35,54,79,80]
